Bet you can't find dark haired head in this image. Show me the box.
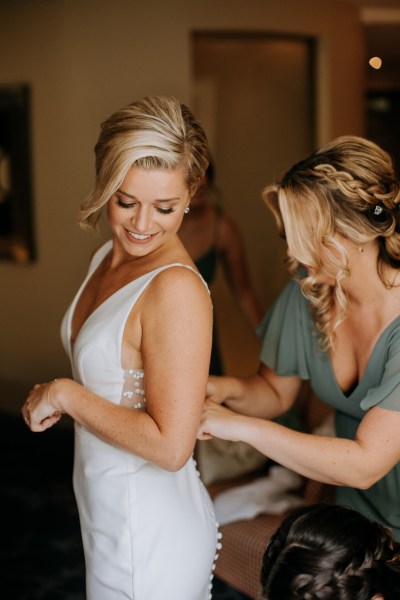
[261,504,400,600]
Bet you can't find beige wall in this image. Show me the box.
[0,0,364,412]
[192,35,316,376]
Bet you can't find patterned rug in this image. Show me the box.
[1,411,249,599]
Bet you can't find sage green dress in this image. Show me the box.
[257,278,400,540]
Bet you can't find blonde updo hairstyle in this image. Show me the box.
[79,95,209,229]
[263,136,400,349]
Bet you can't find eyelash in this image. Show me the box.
[116,198,175,215]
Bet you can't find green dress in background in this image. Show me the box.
[195,244,223,376]
[257,278,400,540]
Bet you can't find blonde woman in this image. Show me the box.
[22,96,219,599]
[198,136,400,541]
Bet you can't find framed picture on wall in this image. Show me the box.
[0,83,35,262]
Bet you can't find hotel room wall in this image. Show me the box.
[0,0,364,411]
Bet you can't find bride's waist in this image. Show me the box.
[74,422,194,474]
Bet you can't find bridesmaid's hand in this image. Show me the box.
[206,375,236,405]
[22,381,62,432]
[197,399,244,442]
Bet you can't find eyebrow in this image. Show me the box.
[117,188,180,202]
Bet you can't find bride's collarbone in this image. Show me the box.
[94,260,158,294]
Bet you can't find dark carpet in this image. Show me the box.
[1,412,85,600]
[1,411,249,599]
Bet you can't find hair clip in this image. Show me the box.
[369,204,388,222]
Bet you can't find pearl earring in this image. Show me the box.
[184,206,190,214]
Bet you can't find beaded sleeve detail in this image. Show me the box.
[121,369,146,410]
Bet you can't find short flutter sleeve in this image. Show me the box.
[256,279,312,380]
[360,321,400,412]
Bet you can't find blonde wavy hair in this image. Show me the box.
[263,135,400,349]
[79,95,209,229]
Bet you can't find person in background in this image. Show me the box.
[261,503,400,600]
[22,95,219,600]
[178,160,263,375]
[198,136,400,541]
[180,160,267,495]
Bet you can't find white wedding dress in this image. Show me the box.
[61,241,220,599]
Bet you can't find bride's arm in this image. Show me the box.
[24,267,212,471]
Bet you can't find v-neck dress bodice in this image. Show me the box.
[60,241,219,600]
[257,278,400,540]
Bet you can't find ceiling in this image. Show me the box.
[343,0,400,63]
[365,23,400,63]
[348,0,400,6]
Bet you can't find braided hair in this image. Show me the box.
[263,136,400,349]
[261,504,400,600]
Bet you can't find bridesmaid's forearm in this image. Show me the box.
[222,374,288,419]
[234,416,374,488]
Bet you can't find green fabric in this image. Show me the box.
[195,246,223,376]
[257,278,400,540]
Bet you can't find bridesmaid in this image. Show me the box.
[199,135,400,542]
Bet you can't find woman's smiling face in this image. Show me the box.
[107,165,190,258]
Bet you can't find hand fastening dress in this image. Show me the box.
[60,241,220,599]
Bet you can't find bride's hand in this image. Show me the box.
[22,380,62,432]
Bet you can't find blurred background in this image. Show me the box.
[0,1,399,597]
[1,0,399,401]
